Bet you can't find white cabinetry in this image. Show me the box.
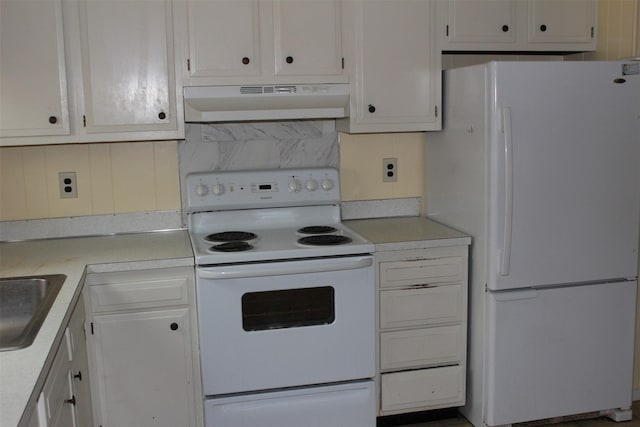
[176,0,345,85]
[27,298,92,427]
[84,267,200,427]
[336,0,440,133]
[437,0,596,51]
[78,0,180,135]
[1,0,184,147]
[376,246,468,415]
[0,0,70,138]
[66,298,93,427]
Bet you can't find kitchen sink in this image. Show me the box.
[0,274,66,351]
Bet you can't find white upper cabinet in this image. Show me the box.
[527,0,595,44]
[444,0,517,44]
[79,0,179,134]
[438,0,596,51]
[176,0,346,85]
[272,0,343,77]
[1,0,184,147]
[185,0,262,79]
[337,0,441,133]
[0,0,70,138]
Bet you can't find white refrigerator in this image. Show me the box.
[426,61,640,426]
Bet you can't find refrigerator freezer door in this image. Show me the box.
[487,62,640,291]
[485,280,636,426]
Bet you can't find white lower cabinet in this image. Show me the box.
[381,366,465,413]
[376,246,468,416]
[84,267,200,427]
[38,339,75,427]
[28,298,92,427]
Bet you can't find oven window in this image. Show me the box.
[241,286,335,331]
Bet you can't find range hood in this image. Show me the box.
[183,84,350,122]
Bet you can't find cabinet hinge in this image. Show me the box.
[435,105,438,118]
[590,27,594,38]
[341,57,344,69]
[446,24,449,37]
[187,58,191,72]
[90,322,94,335]
[83,115,86,127]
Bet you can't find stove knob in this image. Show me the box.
[211,183,225,196]
[305,179,318,191]
[288,178,301,193]
[195,184,208,197]
[321,178,334,191]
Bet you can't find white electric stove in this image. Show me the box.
[185,168,376,427]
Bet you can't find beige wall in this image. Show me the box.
[339,132,425,201]
[0,141,180,221]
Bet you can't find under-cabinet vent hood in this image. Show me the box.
[183,84,350,122]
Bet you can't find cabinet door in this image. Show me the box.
[40,342,75,427]
[272,0,343,77]
[67,299,93,427]
[527,0,595,44]
[186,0,261,79]
[79,0,177,133]
[91,308,195,427]
[342,0,440,133]
[443,0,516,44]
[0,0,70,138]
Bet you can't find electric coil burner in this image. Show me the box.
[298,235,353,246]
[205,231,258,242]
[210,241,254,252]
[185,168,375,427]
[297,225,338,235]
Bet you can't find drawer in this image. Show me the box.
[380,325,464,371]
[380,284,463,329]
[380,365,465,414]
[379,257,464,289]
[89,277,189,313]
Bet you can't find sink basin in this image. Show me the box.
[0,274,66,351]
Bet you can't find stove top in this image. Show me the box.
[185,168,373,265]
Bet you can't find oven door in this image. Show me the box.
[196,255,375,396]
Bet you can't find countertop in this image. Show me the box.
[0,230,194,427]
[345,216,471,250]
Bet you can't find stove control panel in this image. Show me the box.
[186,168,340,211]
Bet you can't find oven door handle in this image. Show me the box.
[198,256,373,279]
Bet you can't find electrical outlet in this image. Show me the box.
[58,172,78,199]
[383,158,397,182]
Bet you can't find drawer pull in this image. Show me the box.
[410,284,434,289]
[170,322,179,331]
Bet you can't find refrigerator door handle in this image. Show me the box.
[499,107,514,276]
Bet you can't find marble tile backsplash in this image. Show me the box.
[179,120,339,175]
[179,120,340,217]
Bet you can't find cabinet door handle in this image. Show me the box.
[48,116,58,124]
[242,57,250,65]
[285,56,294,64]
[502,25,509,32]
[540,24,547,32]
[65,395,76,406]
[158,111,167,120]
[170,322,179,331]
[368,104,376,113]
[73,371,82,381]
